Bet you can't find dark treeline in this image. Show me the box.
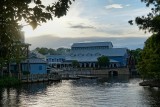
[128,48,142,65]
[34,47,71,55]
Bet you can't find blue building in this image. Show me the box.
[65,42,128,68]
[10,50,47,74]
[21,58,47,74]
[46,41,128,68]
[10,31,47,74]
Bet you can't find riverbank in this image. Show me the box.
[139,80,160,88]
[0,77,21,87]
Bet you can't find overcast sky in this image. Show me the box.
[23,0,151,50]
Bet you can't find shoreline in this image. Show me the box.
[139,80,160,88]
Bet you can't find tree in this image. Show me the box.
[72,60,79,68]
[34,47,71,55]
[129,0,160,80]
[128,48,142,65]
[137,34,160,80]
[129,0,160,34]
[56,48,70,54]
[0,0,75,71]
[35,47,50,55]
[97,55,110,68]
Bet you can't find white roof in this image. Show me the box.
[71,42,113,48]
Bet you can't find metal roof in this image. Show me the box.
[22,58,47,64]
[65,56,120,63]
[46,55,65,58]
[29,50,46,59]
[69,48,127,57]
[65,48,127,62]
[71,41,113,48]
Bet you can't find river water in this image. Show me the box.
[0,75,160,107]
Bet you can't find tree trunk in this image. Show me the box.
[8,63,12,77]
[18,63,21,80]
[0,67,3,77]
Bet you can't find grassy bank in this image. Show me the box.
[0,77,21,87]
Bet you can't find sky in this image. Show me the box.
[22,0,152,50]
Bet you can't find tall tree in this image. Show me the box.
[138,34,160,79]
[129,0,160,79]
[0,0,75,69]
[129,0,160,34]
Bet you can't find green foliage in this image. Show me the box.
[130,0,160,80]
[129,48,142,65]
[97,55,110,68]
[72,60,79,68]
[0,0,75,29]
[138,34,160,79]
[0,0,75,69]
[129,0,160,33]
[0,77,21,87]
[35,47,70,55]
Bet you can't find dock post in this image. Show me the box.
[27,74,29,82]
[37,74,39,82]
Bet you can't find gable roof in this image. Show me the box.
[71,42,113,48]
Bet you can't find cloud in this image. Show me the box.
[70,24,95,29]
[125,4,130,7]
[105,4,123,9]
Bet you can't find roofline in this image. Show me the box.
[21,62,47,64]
[71,41,113,48]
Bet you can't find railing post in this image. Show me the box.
[37,74,39,82]
[31,74,32,82]
[27,74,29,82]
[43,74,44,81]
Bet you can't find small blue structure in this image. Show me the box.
[21,58,47,74]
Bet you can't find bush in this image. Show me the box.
[23,71,30,75]
[0,77,21,87]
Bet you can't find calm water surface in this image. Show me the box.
[0,75,160,107]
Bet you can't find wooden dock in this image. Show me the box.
[61,74,80,80]
[77,75,98,79]
[21,74,61,83]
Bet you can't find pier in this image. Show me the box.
[21,74,61,83]
[77,75,98,79]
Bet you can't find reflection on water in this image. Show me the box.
[0,75,160,107]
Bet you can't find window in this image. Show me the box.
[39,65,42,70]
